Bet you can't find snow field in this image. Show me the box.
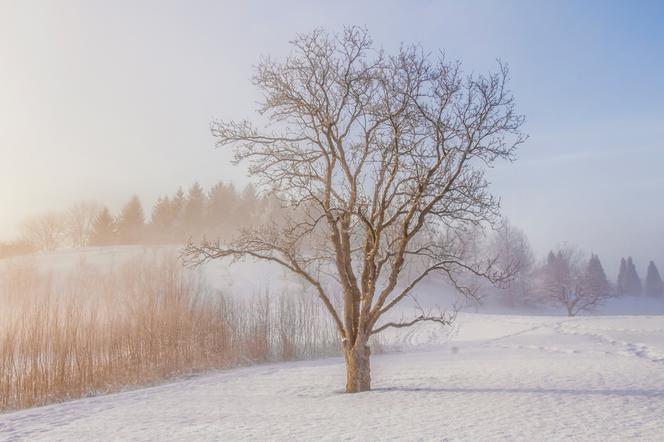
[1,313,663,441]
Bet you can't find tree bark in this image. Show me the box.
[344,340,371,393]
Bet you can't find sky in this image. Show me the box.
[1,0,663,276]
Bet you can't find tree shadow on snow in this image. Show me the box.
[371,386,664,398]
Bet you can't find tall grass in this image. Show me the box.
[0,252,339,412]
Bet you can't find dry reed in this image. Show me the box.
[0,252,339,412]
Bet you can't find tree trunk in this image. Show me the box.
[344,340,371,393]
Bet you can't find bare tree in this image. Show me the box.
[21,211,65,252]
[488,219,535,306]
[66,201,101,247]
[535,246,611,316]
[185,27,526,392]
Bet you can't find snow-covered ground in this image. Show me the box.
[2,247,664,440]
[1,312,663,441]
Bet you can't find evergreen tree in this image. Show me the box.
[150,196,174,242]
[116,196,145,244]
[170,187,186,239]
[206,181,238,236]
[89,207,116,246]
[617,257,627,295]
[182,182,206,235]
[586,254,610,295]
[623,257,642,296]
[171,188,185,217]
[239,184,260,227]
[645,261,664,297]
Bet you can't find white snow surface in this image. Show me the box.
[2,247,664,441]
[1,313,663,441]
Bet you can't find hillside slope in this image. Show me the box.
[1,313,663,441]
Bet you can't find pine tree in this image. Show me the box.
[206,181,238,236]
[170,187,186,239]
[617,257,627,295]
[116,196,145,244]
[239,184,260,225]
[586,254,610,296]
[89,207,116,246]
[150,196,174,242]
[182,182,206,236]
[623,257,642,296]
[645,261,664,297]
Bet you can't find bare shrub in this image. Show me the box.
[485,220,536,306]
[65,201,101,248]
[534,246,612,316]
[0,252,338,412]
[20,211,66,251]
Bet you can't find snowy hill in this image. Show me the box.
[1,247,664,440]
[1,312,663,441]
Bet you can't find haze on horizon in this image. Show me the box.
[1,0,663,275]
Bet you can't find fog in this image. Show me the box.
[1,1,663,269]
[2,3,664,436]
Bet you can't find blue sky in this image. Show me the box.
[1,0,663,276]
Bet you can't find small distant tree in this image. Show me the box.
[89,207,117,246]
[66,201,101,247]
[206,181,241,238]
[186,27,526,392]
[586,254,611,296]
[170,187,186,239]
[150,196,176,242]
[536,246,611,316]
[20,211,66,251]
[116,196,145,244]
[489,220,535,305]
[617,257,627,296]
[238,184,260,223]
[181,183,207,237]
[623,257,642,296]
[645,261,664,297]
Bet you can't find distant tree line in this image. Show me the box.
[0,181,280,258]
[0,240,34,260]
[481,221,663,315]
[2,191,663,311]
[616,257,664,297]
